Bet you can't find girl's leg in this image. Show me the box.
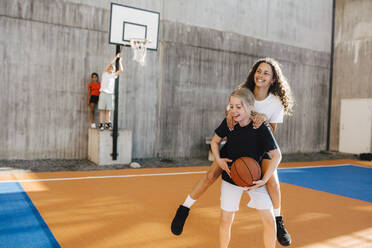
[190,160,223,200]
[97,95,104,129]
[99,110,104,124]
[219,210,235,248]
[171,161,223,235]
[262,159,291,246]
[219,181,243,247]
[261,159,281,209]
[105,110,110,123]
[257,209,276,248]
[89,103,95,123]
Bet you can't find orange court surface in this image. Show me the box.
[0,159,371,248]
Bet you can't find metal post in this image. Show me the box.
[326,0,336,151]
[112,45,121,160]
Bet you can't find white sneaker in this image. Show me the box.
[90,123,96,128]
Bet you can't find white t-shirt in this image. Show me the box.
[100,72,117,94]
[254,93,284,123]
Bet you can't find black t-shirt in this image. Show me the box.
[215,118,278,185]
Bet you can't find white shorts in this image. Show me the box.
[220,180,273,212]
[98,92,114,110]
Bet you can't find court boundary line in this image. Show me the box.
[0,164,369,183]
[0,171,207,183]
[278,163,368,169]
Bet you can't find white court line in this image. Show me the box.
[278,164,363,169]
[0,171,207,183]
[0,164,366,184]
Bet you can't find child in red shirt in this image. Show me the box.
[88,72,101,128]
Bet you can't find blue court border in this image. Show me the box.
[0,182,60,248]
[278,164,372,203]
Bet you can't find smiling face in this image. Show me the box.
[229,96,254,126]
[254,62,275,89]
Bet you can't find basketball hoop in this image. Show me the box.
[130,38,150,66]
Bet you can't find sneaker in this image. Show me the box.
[105,122,112,130]
[171,205,190,235]
[90,123,96,129]
[276,216,291,246]
[98,123,104,131]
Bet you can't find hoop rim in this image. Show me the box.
[129,38,151,45]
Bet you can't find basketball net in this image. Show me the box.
[130,38,149,66]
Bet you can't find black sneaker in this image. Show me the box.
[171,205,190,235]
[276,216,291,246]
[98,123,104,131]
[105,122,112,130]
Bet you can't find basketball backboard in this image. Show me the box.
[109,3,160,50]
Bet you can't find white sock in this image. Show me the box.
[182,195,196,208]
[274,207,281,217]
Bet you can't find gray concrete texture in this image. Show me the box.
[0,0,333,160]
[330,0,372,151]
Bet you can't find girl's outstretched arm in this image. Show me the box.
[115,57,123,76]
[104,53,120,72]
[211,134,232,177]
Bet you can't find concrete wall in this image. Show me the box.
[0,0,112,159]
[0,0,333,160]
[330,0,372,152]
[159,21,331,157]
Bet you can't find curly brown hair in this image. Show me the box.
[238,58,294,115]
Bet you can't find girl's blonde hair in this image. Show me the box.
[230,88,255,112]
[238,57,294,115]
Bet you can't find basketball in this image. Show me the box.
[230,157,262,187]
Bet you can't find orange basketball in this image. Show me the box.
[230,157,262,187]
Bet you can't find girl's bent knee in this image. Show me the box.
[206,171,219,183]
[206,164,222,182]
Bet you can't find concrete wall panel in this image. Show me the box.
[330,0,372,151]
[162,0,332,52]
[159,21,330,157]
